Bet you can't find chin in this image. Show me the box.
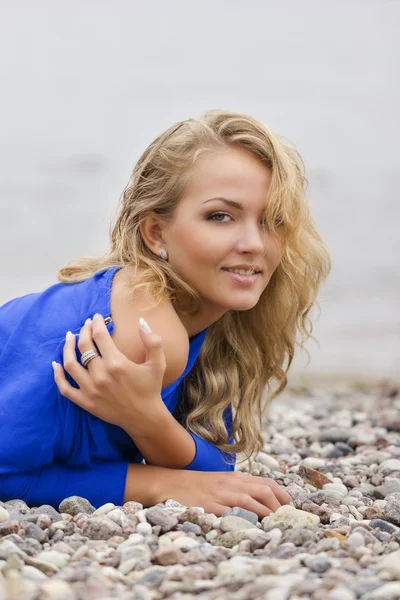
[219,296,260,312]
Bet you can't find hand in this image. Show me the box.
[152,469,292,519]
[52,313,166,428]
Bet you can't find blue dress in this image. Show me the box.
[0,267,235,509]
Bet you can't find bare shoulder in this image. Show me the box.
[109,266,189,389]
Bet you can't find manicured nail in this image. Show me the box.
[85,318,92,325]
[66,331,73,341]
[52,361,58,372]
[139,317,152,334]
[93,313,102,320]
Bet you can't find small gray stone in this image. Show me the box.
[213,531,250,548]
[221,507,259,525]
[181,522,202,535]
[0,540,27,560]
[58,496,96,516]
[145,506,179,533]
[3,499,30,515]
[304,553,333,573]
[20,522,47,543]
[32,505,62,523]
[80,516,123,540]
[369,519,399,534]
[374,479,400,498]
[281,527,316,546]
[320,428,352,443]
[384,497,400,526]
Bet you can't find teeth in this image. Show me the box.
[226,268,257,275]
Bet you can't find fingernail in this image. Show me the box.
[66,331,73,341]
[52,361,58,372]
[85,318,92,325]
[139,317,152,334]
[93,313,102,320]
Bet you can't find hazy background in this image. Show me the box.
[0,1,398,382]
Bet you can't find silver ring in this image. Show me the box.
[81,350,100,368]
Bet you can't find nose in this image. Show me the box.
[235,221,266,255]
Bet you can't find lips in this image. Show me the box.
[222,268,262,274]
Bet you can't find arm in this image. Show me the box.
[0,461,130,510]
[122,402,236,472]
[123,400,197,468]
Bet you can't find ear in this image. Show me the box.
[139,211,169,255]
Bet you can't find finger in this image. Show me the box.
[231,493,273,520]
[90,313,119,361]
[248,484,282,512]
[52,361,89,409]
[138,318,166,372]
[77,318,102,373]
[260,478,292,506]
[240,473,292,506]
[63,331,91,388]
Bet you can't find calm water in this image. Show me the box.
[0,1,398,380]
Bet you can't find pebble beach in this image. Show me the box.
[1,379,400,600]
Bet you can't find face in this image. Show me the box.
[161,147,282,323]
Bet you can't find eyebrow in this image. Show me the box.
[201,197,244,210]
[202,197,265,212]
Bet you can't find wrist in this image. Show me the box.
[122,396,168,440]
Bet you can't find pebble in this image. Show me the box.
[220,516,258,532]
[2,382,400,599]
[221,507,259,525]
[262,505,320,531]
[0,507,10,523]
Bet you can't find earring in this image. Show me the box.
[159,248,168,260]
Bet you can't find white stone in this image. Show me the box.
[118,557,137,575]
[328,586,356,600]
[40,580,76,600]
[124,533,145,546]
[136,522,152,537]
[341,496,360,506]
[0,507,9,523]
[268,528,283,542]
[172,536,200,550]
[375,549,400,576]
[257,453,280,470]
[91,502,115,516]
[212,518,222,529]
[262,505,320,531]
[36,550,70,568]
[302,457,326,469]
[362,582,400,599]
[323,482,348,496]
[21,565,48,581]
[220,516,258,532]
[348,506,363,521]
[378,459,400,475]
[135,510,148,523]
[106,508,128,527]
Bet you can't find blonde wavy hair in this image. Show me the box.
[58,109,331,465]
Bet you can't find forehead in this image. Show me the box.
[181,147,271,203]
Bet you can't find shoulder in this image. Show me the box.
[109,266,189,389]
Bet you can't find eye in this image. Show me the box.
[206,212,231,223]
[206,212,269,225]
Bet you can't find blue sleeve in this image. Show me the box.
[0,283,129,509]
[0,461,129,510]
[182,404,236,472]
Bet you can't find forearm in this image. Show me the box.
[122,399,196,469]
[123,463,179,506]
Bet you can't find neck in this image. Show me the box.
[173,296,228,339]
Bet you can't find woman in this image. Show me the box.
[0,110,331,517]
